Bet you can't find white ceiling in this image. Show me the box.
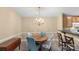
[12,7,79,17]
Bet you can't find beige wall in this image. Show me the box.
[57,14,63,30]
[0,8,63,40]
[22,17,57,33]
[0,8,22,39]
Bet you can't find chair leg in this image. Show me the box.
[59,42,60,46]
[19,45,20,50]
[61,43,66,51]
[61,43,64,51]
[58,40,61,46]
[73,46,75,51]
[49,47,52,51]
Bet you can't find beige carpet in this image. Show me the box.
[15,39,62,51]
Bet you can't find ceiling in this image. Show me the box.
[12,7,79,17]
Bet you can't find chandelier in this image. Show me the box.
[33,7,45,26]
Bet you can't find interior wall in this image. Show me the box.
[0,7,63,40]
[22,17,57,33]
[57,14,63,30]
[0,8,22,39]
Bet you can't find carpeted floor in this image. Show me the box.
[15,38,62,51]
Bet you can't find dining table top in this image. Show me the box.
[33,33,48,44]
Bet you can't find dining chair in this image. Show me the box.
[64,35,75,51]
[42,33,54,51]
[57,33,66,51]
[26,37,40,51]
[41,33,53,51]
[42,38,52,51]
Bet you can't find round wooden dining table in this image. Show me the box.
[33,33,48,44]
[33,33,48,50]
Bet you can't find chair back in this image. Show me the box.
[26,37,39,51]
[57,33,63,42]
[57,33,68,51]
[64,35,75,51]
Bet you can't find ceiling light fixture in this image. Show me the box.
[33,7,45,26]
